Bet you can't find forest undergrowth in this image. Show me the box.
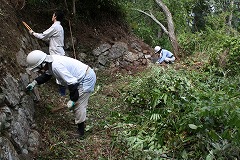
[34,56,240,159]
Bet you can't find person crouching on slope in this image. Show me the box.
[26,50,96,138]
[154,46,175,64]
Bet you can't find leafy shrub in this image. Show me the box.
[115,65,240,159]
[208,36,240,76]
[178,32,204,56]
[124,66,194,109]
[76,0,125,20]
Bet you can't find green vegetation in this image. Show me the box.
[113,65,240,159]
[36,65,240,159]
[25,0,240,159]
[118,0,240,75]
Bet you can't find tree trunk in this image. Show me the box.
[227,0,234,28]
[155,0,179,58]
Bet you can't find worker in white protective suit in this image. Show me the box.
[29,10,65,56]
[154,46,175,64]
[28,10,66,95]
[26,50,96,138]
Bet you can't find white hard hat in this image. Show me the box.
[26,50,53,71]
[154,46,161,53]
[26,50,47,71]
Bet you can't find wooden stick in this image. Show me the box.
[51,106,66,113]
[68,20,76,59]
[22,21,32,31]
[51,101,79,113]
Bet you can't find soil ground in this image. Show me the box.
[34,70,129,159]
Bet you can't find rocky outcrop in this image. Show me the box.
[0,74,40,160]
[0,0,41,159]
[91,41,152,69]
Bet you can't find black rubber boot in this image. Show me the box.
[78,122,85,138]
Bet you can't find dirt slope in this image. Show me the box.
[0,0,24,79]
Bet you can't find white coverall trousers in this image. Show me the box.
[73,68,96,124]
[164,56,175,63]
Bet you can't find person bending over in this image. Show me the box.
[26,50,96,138]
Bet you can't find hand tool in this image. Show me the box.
[22,21,32,31]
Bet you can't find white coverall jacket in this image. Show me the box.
[33,21,65,56]
[35,55,96,124]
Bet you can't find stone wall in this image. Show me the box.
[0,1,42,159]
[0,74,40,160]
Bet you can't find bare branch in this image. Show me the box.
[132,0,180,57]
[133,8,169,35]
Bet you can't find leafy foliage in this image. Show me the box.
[24,1,240,159]
[26,0,125,22]
[208,35,240,76]
[111,65,240,159]
[178,11,240,76]
[76,0,125,21]
[117,0,165,47]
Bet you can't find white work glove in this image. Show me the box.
[156,61,160,64]
[67,100,75,110]
[29,30,34,35]
[26,80,37,91]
